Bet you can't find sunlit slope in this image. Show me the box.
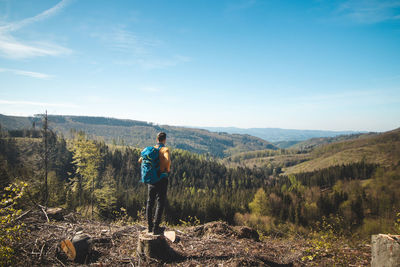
[284,128,400,174]
[289,133,373,150]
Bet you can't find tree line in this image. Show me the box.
[1,123,399,238]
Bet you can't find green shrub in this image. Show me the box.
[234,212,308,238]
[0,182,27,265]
[357,218,395,239]
[179,215,201,227]
[302,217,350,265]
[396,212,400,234]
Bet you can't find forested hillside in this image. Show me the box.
[222,129,400,175]
[1,119,399,266]
[1,123,399,233]
[0,128,269,224]
[0,114,276,157]
[284,128,400,174]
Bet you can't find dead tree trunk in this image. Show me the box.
[42,110,49,206]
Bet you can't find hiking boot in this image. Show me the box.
[152,226,165,235]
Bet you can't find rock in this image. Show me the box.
[191,222,259,241]
[371,234,400,267]
[202,221,235,238]
[235,226,259,241]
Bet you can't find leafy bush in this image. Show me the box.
[0,182,27,265]
[234,212,308,238]
[395,212,400,234]
[357,218,394,239]
[179,215,201,227]
[113,207,134,225]
[302,216,350,265]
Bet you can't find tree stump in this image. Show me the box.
[137,231,180,262]
[47,207,64,221]
[371,234,400,267]
[72,233,92,263]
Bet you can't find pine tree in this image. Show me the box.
[70,132,102,218]
[249,188,269,216]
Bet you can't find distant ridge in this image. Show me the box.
[201,126,364,143]
[284,127,400,174]
[0,114,277,158]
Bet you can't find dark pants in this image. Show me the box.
[146,178,168,230]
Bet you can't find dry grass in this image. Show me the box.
[284,129,400,174]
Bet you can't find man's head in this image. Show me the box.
[157,132,167,144]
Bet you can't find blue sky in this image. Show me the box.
[0,0,399,131]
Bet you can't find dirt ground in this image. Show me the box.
[11,211,371,266]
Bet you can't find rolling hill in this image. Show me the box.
[288,132,376,150]
[0,114,276,157]
[284,128,400,174]
[202,126,362,142]
[220,128,400,174]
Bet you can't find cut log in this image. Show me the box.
[137,231,181,262]
[60,239,76,260]
[61,234,92,263]
[164,230,177,243]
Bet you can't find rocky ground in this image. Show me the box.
[11,210,371,266]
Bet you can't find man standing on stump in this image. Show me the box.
[139,132,171,235]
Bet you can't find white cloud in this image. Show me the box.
[0,100,78,108]
[91,28,158,56]
[0,67,52,79]
[0,0,71,33]
[0,0,72,59]
[93,27,191,69]
[0,35,72,59]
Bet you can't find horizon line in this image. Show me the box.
[0,112,390,133]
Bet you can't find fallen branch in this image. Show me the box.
[39,243,45,261]
[15,209,32,221]
[55,257,66,267]
[43,223,67,230]
[3,209,32,229]
[39,205,50,222]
